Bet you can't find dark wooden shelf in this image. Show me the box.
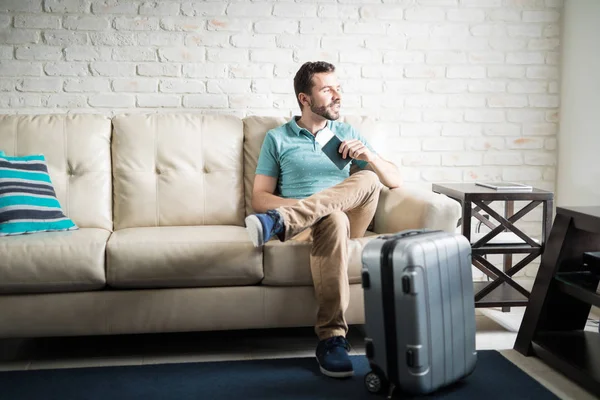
[473,281,529,307]
[514,206,600,397]
[585,252,600,263]
[472,244,542,255]
[557,207,600,234]
[555,272,600,308]
[532,331,600,395]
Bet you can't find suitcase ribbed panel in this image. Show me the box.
[425,235,475,390]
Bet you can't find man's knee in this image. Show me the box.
[353,169,381,193]
[327,211,350,227]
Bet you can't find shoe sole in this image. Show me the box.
[244,215,264,247]
[316,357,354,379]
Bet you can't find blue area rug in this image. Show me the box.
[0,351,557,399]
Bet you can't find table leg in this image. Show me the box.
[542,199,553,245]
[462,200,472,242]
[514,213,572,355]
[503,200,515,312]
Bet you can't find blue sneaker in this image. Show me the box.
[245,211,283,247]
[316,336,354,378]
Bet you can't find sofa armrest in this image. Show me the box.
[373,185,461,234]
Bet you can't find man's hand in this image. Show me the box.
[339,139,376,163]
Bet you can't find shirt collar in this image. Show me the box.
[288,116,332,136]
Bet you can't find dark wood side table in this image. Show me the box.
[432,183,554,309]
[514,206,600,396]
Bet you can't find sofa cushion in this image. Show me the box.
[0,228,110,294]
[107,226,263,289]
[112,114,245,230]
[0,115,113,231]
[0,154,77,236]
[262,230,378,286]
[242,116,287,218]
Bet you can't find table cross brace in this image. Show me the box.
[473,254,531,300]
[473,251,541,301]
[472,200,541,248]
[472,201,496,231]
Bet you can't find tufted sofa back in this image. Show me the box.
[111,113,245,230]
[0,114,113,231]
[0,113,384,230]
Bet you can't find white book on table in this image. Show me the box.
[475,182,533,191]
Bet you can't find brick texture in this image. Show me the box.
[0,0,562,277]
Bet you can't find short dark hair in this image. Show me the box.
[293,61,336,110]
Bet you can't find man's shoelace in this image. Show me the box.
[323,336,351,353]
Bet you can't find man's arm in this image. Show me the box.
[251,174,298,213]
[364,155,402,189]
[340,139,402,189]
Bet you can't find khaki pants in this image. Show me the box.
[276,170,381,340]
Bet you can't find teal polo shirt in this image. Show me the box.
[256,117,376,199]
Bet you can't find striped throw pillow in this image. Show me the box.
[0,154,78,236]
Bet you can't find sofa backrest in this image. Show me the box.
[111,113,245,230]
[242,115,385,217]
[0,114,113,231]
[242,116,288,218]
[0,113,384,230]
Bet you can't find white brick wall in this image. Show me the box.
[0,0,562,277]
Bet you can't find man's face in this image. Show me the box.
[304,72,342,120]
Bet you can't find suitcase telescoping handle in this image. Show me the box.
[378,229,440,241]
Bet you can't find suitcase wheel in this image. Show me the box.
[364,371,387,395]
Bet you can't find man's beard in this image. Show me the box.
[309,99,341,121]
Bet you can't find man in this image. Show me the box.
[245,61,402,378]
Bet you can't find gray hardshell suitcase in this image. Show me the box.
[361,229,477,398]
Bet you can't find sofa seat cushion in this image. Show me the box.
[262,231,378,286]
[107,226,263,289]
[0,228,110,294]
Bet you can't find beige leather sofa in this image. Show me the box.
[0,114,460,339]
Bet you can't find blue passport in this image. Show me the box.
[316,127,352,170]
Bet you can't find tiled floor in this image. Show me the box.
[0,309,598,399]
